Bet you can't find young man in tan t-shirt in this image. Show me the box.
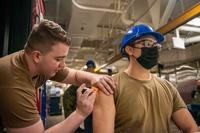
[93,24,198,133]
[0,19,116,133]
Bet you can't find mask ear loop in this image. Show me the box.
[128,45,141,60]
[131,54,138,60]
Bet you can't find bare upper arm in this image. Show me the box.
[93,91,115,133]
[172,108,199,133]
[8,119,44,133]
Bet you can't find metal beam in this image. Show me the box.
[157,2,200,34]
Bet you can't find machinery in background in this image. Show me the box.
[48,85,62,116]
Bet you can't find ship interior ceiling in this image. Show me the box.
[44,0,200,80]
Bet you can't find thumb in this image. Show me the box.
[88,92,96,104]
[77,83,86,97]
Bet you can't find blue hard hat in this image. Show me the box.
[86,60,96,68]
[120,24,164,55]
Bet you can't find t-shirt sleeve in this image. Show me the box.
[112,73,120,104]
[50,67,69,82]
[1,87,40,128]
[165,80,187,113]
[173,87,187,112]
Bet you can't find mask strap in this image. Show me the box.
[128,46,141,59]
[131,53,138,60]
[132,47,141,49]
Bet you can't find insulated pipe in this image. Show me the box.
[176,29,180,38]
[160,0,177,26]
[121,13,133,25]
[184,35,200,44]
[72,0,142,26]
[178,25,200,33]
[72,0,154,26]
[56,0,60,22]
[72,0,123,14]
[120,0,136,25]
[121,0,158,26]
[124,0,136,13]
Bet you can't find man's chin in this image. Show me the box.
[46,72,56,78]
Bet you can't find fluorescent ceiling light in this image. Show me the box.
[187,17,200,26]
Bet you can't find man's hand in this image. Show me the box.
[61,68,116,95]
[76,84,96,118]
[91,75,116,95]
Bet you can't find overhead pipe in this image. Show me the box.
[72,0,157,27]
[117,0,121,11]
[178,25,200,33]
[121,13,133,25]
[134,0,158,24]
[184,35,200,44]
[55,0,60,22]
[72,0,151,26]
[179,0,185,13]
[120,0,136,25]
[121,0,158,26]
[160,0,177,27]
[176,29,180,38]
[72,0,123,14]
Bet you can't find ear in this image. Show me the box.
[125,46,134,56]
[31,51,43,63]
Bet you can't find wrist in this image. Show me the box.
[89,73,98,85]
[75,109,87,121]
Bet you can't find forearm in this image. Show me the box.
[45,111,85,133]
[172,108,199,133]
[62,68,95,86]
[62,67,115,95]
[75,70,96,86]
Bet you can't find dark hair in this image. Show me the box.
[24,19,71,54]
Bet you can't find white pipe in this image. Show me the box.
[176,29,180,38]
[178,26,200,33]
[72,0,136,26]
[56,0,60,22]
[147,0,160,29]
[124,0,136,13]
[160,0,177,26]
[184,35,200,44]
[120,0,136,25]
[179,0,185,13]
[72,0,123,14]
[121,13,133,25]
[117,0,120,11]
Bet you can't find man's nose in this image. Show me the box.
[59,60,66,68]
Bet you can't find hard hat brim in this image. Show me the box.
[140,32,164,43]
[125,31,164,45]
[120,31,164,56]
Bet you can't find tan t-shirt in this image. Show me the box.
[113,72,186,133]
[0,50,69,128]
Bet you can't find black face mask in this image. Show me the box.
[136,47,159,69]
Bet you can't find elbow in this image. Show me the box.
[182,125,199,133]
